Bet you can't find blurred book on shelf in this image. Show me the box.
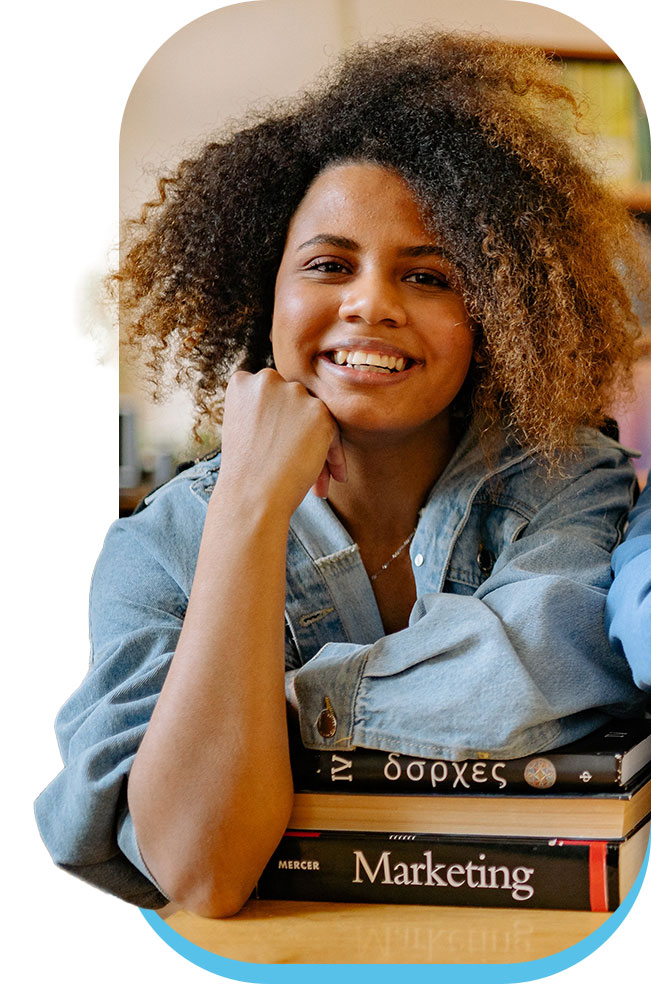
[561,58,651,189]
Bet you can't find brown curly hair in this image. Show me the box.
[114,32,648,459]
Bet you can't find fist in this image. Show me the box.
[218,369,346,512]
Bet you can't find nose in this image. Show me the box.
[338,271,407,327]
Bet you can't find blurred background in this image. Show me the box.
[118,0,651,511]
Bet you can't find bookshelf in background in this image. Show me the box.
[549,50,651,208]
[551,51,651,483]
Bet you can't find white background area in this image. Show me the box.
[5,2,650,985]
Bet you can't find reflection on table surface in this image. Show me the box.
[162,898,608,965]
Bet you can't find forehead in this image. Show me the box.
[286,162,431,242]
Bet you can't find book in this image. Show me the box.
[287,766,651,840]
[291,718,651,794]
[560,58,647,187]
[255,820,650,912]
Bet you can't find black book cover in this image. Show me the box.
[290,718,651,794]
[256,823,649,911]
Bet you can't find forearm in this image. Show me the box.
[127,483,294,916]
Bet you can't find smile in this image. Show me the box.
[326,349,413,374]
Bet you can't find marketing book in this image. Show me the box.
[256,820,650,912]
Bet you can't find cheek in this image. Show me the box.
[437,320,475,380]
[271,288,308,348]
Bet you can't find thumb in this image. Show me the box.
[325,427,347,485]
[311,463,331,499]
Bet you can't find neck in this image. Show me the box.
[326,417,458,541]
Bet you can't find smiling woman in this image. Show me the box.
[35,32,649,919]
[271,162,474,441]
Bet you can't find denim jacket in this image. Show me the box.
[606,472,651,688]
[34,424,646,908]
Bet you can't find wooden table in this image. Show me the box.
[163,899,608,965]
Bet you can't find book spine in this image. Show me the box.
[634,86,651,183]
[291,749,621,794]
[256,831,619,911]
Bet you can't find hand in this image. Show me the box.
[311,430,347,499]
[218,369,347,514]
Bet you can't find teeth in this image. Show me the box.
[330,349,409,371]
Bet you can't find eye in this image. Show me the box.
[403,269,449,288]
[304,258,351,275]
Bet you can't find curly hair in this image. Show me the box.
[114,32,648,459]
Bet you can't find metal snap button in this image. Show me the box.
[316,697,337,738]
[414,553,424,567]
[477,544,495,576]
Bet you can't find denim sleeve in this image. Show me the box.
[33,517,187,908]
[606,475,651,690]
[294,449,645,761]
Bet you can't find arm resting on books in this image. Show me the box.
[36,493,296,916]
[35,371,343,915]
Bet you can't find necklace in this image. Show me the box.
[369,527,417,581]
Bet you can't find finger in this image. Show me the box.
[311,463,331,499]
[325,427,347,485]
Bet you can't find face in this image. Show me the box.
[271,162,474,441]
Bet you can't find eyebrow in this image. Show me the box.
[296,234,446,258]
[297,235,358,251]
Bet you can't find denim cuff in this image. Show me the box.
[294,641,371,750]
[117,807,169,900]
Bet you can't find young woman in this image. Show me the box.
[35,33,648,917]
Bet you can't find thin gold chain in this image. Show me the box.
[369,528,417,581]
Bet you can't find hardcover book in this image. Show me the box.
[288,766,651,840]
[256,820,650,912]
[291,718,651,794]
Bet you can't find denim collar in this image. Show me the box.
[283,424,533,657]
[188,426,533,657]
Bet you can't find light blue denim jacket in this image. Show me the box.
[606,473,651,688]
[34,424,646,908]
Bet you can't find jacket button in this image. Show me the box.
[316,697,337,738]
[414,553,424,567]
[477,545,495,576]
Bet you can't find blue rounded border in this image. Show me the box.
[140,838,648,983]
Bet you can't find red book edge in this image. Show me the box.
[556,840,609,911]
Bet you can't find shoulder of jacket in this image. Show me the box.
[577,427,640,459]
[126,450,222,520]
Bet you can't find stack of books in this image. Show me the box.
[255,719,651,912]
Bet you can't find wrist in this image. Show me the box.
[207,473,295,532]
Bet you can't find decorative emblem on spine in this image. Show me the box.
[523,757,557,789]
